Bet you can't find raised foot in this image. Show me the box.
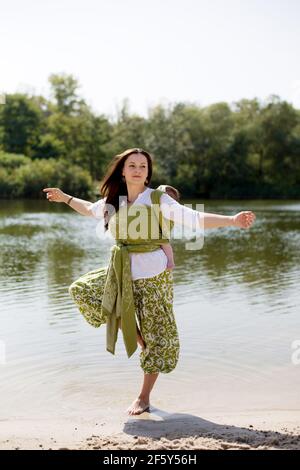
[137,331,146,351]
[126,398,150,415]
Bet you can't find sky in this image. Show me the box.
[0,0,299,120]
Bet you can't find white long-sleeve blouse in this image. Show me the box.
[90,187,203,280]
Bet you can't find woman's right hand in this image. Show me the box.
[232,211,256,229]
[42,187,68,203]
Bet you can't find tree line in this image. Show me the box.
[0,73,299,199]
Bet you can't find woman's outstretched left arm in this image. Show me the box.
[201,210,256,230]
[160,193,256,230]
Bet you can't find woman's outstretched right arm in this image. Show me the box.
[42,187,100,217]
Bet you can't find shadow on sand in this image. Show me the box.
[123,407,300,450]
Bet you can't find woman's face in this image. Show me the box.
[122,153,148,185]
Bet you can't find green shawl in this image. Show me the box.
[101,189,174,358]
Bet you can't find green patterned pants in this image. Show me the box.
[68,267,180,374]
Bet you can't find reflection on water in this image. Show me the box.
[1,198,300,419]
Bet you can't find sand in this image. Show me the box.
[1,408,299,450]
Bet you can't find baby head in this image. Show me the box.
[156,184,180,202]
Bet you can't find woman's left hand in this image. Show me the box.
[232,211,256,229]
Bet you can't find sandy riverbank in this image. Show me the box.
[1,409,299,450]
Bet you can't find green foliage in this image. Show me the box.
[0,151,31,169]
[0,74,300,199]
[0,156,93,199]
[0,94,43,157]
[0,167,13,197]
[49,73,86,116]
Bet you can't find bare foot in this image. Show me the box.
[166,262,175,270]
[126,398,150,415]
[137,331,146,351]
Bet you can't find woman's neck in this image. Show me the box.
[126,184,147,203]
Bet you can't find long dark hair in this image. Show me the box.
[99,148,153,231]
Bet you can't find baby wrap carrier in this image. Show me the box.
[68,189,174,358]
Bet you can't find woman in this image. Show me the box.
[43,148,256,416]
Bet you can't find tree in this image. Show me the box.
[48,73,86,116]
[0,94,42,156]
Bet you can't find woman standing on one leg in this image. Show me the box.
[43,148,256,416]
